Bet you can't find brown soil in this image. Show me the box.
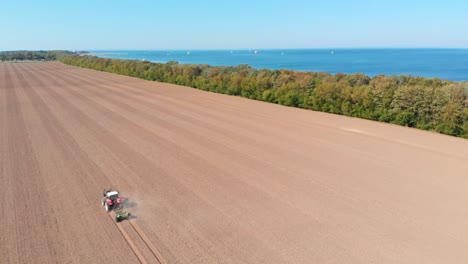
[1,62,468,263]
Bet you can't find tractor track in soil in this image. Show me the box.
[108,211,165,264]
[2,62,468,263]
[129,221,167,264]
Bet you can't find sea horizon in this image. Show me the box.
[87,47,468,51]
[90,48,468,81]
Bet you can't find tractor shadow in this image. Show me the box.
[128,214,138,220]
[121,197,139,219]
[122,197,138,209]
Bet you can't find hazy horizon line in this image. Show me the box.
[2,47,468,52]
[87,47,468,51]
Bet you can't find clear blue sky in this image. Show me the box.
[1,0,467,50]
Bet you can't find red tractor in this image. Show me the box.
[102,189,123,211]
[101,189,130,222]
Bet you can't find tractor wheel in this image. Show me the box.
[105,203,109,212]
[101,199,105,207]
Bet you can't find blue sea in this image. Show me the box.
[91,49,468,81]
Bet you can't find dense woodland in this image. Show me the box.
[3,53,457,138]
[0,50,73,61]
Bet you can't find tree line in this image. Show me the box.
[0,50,73,61]
[58,55,468,138]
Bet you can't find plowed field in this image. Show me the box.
[1,62,468,263]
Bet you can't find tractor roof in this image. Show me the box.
[106,191,119,197]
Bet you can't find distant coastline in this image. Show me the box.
[89,52,128,56]
[90,48,468,81]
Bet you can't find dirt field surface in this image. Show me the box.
[1,62,468,263]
